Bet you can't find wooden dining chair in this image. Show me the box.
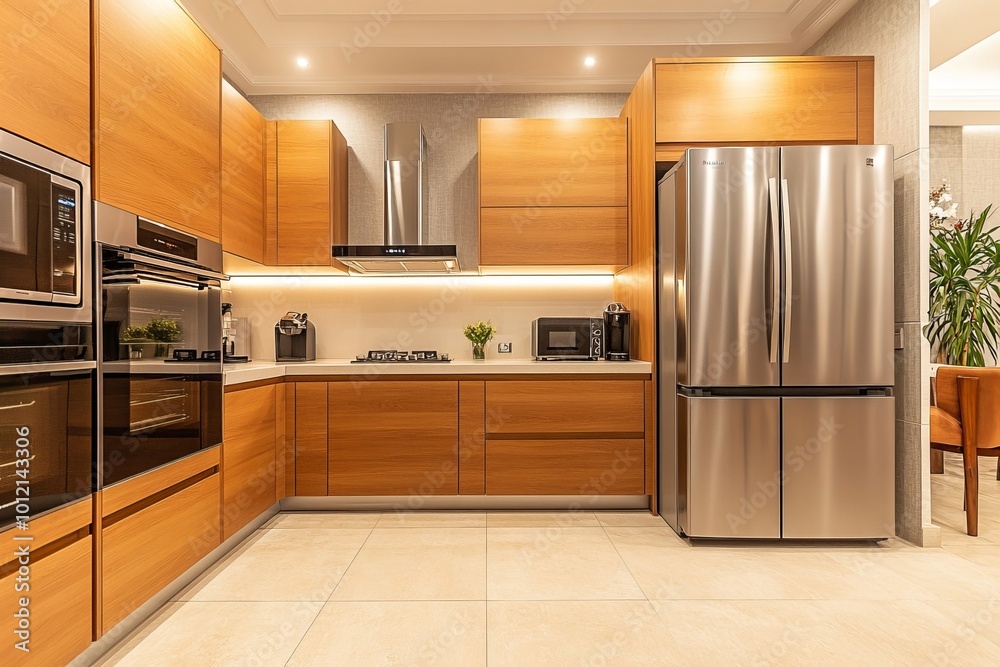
[930,366,1000,536]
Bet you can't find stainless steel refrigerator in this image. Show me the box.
[657,146,895,539]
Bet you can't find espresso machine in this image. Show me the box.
[603,302,631,361]
[222,303,252,363]
[275,312,316,362]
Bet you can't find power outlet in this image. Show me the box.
[497,342,512,354]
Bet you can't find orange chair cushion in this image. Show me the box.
[930,405,963,447]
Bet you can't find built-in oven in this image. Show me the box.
[0,323,94,531]
[0,128,91,323]
[95,203,225,487]
[531,317,604,360]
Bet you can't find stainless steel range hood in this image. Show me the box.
[333,123,459,274]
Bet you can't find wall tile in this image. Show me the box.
[895,419,925,544]
[894,321,928,425]
[893,150,928,324]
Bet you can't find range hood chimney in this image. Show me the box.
[333,123,459,274]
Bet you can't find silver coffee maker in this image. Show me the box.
[275,312,316,362]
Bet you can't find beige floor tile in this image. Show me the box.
[331,528,486,600]
[596,511,669,527]
[604,525,690,550]
[943,545,1000,568]
[182,529,371,601]
[486,527,644,600]
[98,601,321,667]
[375,511,487,528]
[265,512,381,529]
[828,549,1000,601]
[287,601,486,666]
[612,544,818,600]
[486,511,600,527]
[489,600,687,666]
[655,600,886,667]
[921,598,1000,655]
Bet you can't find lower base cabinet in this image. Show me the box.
[223,384,277,540]
[102,475,220,633]
[486,439,645,495]
[0,536,92,666]
[328,381,459,495]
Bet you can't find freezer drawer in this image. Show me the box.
[781,396,894,539]
[680,395,780,538]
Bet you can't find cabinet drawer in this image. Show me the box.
[655,61,858,144]
[486,381,644,435]
[480,207,627,267]
[486,439,644,495]
[0,537,91,666]
[102,475,220,633]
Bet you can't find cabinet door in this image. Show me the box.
[275,121,348,265]
[329,381,458,495]
[295,382,328,495]
[486,439,644,495]
[479,206,627,268]
[222,384,276,540]
[96,0,221,240]
[0,0,90,163]
[479,117,626,207]
[221,80,265,263]
[655,61,858,144]
[102,474,220,633]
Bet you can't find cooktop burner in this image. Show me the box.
[352,350,451,363]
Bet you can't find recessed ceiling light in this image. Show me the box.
[296,57,309,68]
[584,56,596,67]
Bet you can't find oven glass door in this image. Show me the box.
[0,154,81,305]
[536,319,592,359]
[100,253,222,486]
[0,369,93,530]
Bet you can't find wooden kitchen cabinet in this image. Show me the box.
[478,117,627,207]
[0,501,92,666]
[479,206,627,268]
[478,117,627,270]
[95,0,222,240]
[0,0,90,163]
[329,381,459,495]
[269,120,349,266]
[483,379,646,495]
[221,80,266,263]
[486,439,644,495]
[222,383,277,540]
[294,382,329,495]
[655,59,865,147]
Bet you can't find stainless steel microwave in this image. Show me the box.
[0,128,91,323]
[531,317,604,360]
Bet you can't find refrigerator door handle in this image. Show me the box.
[781,178,793,364]
[767,178,780,364]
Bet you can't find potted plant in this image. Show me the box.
[464,320,497,360]
[927,196,999,366]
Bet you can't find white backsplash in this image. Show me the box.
[224,276,615,361]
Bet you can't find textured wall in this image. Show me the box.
[931,126,1000,221]
[248,93,627,272]
[807,0,933,545]
[223,277,614,362]
[929,126,964,215]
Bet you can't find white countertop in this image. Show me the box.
[224,358,653,385]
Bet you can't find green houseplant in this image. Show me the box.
[928,204,1000,366]
[464,320,497,360]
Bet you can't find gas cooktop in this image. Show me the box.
[352,350,451,363]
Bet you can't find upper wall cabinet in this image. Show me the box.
[655,58,873,154]
[0,0,90,163]
[95,0,222,241]
[221,80,265,263]
[479,117,627,208]
[266,120,349,266]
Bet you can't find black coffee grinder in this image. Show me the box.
[603,302,630,361]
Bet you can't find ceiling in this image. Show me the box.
[930,0,1000,125]
[183,0,862,94]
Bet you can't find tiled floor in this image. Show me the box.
[93,501,1000,666]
